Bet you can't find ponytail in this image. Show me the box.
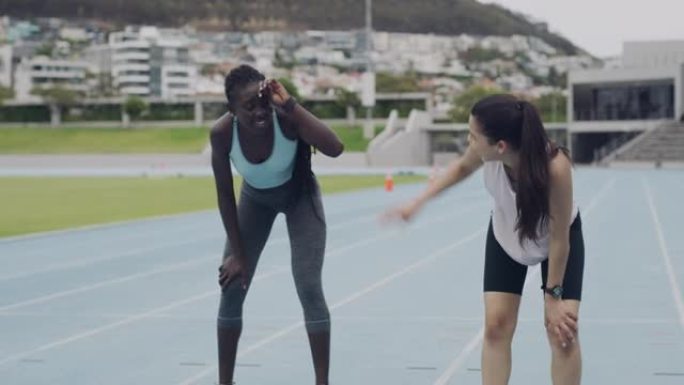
[516,101,551,243]
[470,95,553,244]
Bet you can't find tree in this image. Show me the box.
[35,43,55,57]
[32,85,80,126]
[376,72,421,93]
[461,47,505,63]
[123,95,148,124]
[547,67,567,88]
[533,92,567,122]
[334,87,361,124]
[86,71,116,98]
[32,85,78,107]
[448,85,502,123]
[273,49,294,70]
[200,64,216,77]
[95,73,116,97]
[277,77,300,100]
[0,85,14,105]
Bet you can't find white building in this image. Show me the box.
[14,56,89,101]
[80,44,116,97]
[322,31,357,51]
[82,44,113,81]
[109,26,196,98]
[453,34,477,52]
[376,33,447,55]
[480,36,517,56]
[160,64,197,99]
[0,44,12,88]
[568,40,684,161]
[408,52,448,75]
[110,35,151,96]
[622,40,684,68]
[247,46,276,71]
[59,27,89,42]
[546,55,595,74]
[306,30,357,51]
[528,36,557,56]
[498,73,534,92]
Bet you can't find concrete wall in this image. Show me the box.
[569,120,667,133]
[569,65,679,85]
[679,63,684,120]
[623,41,684,68]
[367,109,432,166]
[432,152,459,167]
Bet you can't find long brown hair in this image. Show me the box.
[471,94,564,243]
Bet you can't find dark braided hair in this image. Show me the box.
[292,140,316,194]
[224,64,316,193]
[224,64,265,111]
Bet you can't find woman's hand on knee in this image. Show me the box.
[218,256,248,290]
[544,299,578,347]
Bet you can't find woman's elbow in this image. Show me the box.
[321,140,344,158]
[550,237,570,256]
[330,142,344,157]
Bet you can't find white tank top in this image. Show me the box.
[483,161,578,266]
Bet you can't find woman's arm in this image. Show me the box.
[264,79,344,157]
[287,103,344,157]
[385,144,483,221]
[544,154,578,345]
[413,145,483,205]
[210,115,248,288]
[546,155,574,292]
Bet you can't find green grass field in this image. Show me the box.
[0,125,384,154]
[326,124,385,152]
[0,126,210,154]
[0,175,424,237]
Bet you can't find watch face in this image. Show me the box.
[552,286,563,298]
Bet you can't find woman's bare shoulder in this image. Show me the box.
[549,150,573,183]
[210,112,234,151]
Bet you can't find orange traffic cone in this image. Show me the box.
[384,172,394,192]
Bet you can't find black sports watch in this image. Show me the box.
[542,285,563,299]
[282,97,298,113]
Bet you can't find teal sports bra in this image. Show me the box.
[229,111,298,189]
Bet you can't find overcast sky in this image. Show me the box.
[483,0,684,57]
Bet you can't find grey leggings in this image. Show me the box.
[217,178,330,333]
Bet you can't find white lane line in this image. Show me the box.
[0,234,219,282]
[178,228,486,385]
[431,177,615,385]
[0,291,215,367]
[0,200,489,368]
[643,179,684,331]
[0,256,216,312]
[433,265,540,385]
[0,184,482,245]
[0,214,390,312]
[0,209,216,244]
[1,312,678,326]
[0,267,285,367]
[0,193,487,282]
